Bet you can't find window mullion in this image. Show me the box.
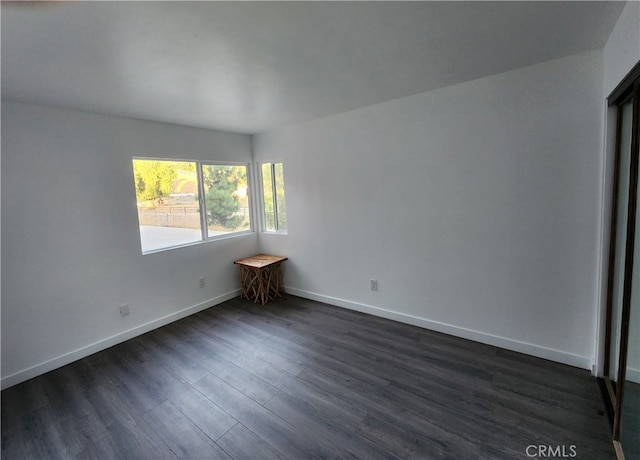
[196,162,208,240]
[271,163,279,230]
[258,163,266,231]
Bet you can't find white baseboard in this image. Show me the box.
[1,289,240,390]
[4,286,595,389]
[627,367,640,384]
[284,287,592,370]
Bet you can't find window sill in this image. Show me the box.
[260,230,288,236]
[141,230,255,255]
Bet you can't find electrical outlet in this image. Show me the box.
[119,304,130,317]
[199,277,206,289]
[370,279,378,291]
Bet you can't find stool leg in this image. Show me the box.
[239,266,248,300]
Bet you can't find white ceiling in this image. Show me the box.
[1,1,626,135]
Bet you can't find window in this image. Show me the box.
[260,162,287,232]
[202,164,251,236]
[132,158,251,253]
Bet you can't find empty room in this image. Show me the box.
[2,1,639,459]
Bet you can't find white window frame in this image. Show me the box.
[258,161,287,234]
[133,157,254,254]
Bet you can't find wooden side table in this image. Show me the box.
[233,254,288,305]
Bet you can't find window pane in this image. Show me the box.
[262,163,276,231]
[132,159,201,253]
[202,164,250,236]
[274,163,287,230]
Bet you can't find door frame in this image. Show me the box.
[602,61,640,453]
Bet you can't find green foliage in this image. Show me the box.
[274,163,287,230]
[262,163,287,231]
[133,160,176,201]
[262,163,276,230]
[204,165,246,229]
[133,159,180,201]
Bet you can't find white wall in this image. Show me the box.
[603,1,640,97]
[3,14,630,388]
[1,101,258,388]
[254,50,604,369]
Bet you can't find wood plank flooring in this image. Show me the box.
[621,381,639,459]
[2,295,615,459]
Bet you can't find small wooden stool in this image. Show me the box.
[233,254,288,305]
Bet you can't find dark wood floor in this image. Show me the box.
[2,295,615,459]
[621,381,639,459]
